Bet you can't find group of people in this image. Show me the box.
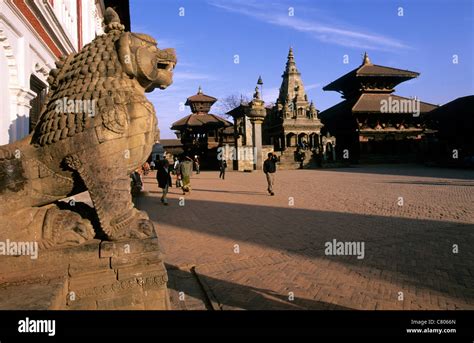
[134,151,279,206]
[155,155,195,205]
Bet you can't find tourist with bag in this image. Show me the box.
[179,155,194,195]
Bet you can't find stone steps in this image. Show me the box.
[276,148,308,170]
[277,162,302,170]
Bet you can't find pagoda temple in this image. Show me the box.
[263,47,324,152]
[171,86,232,168]
[319,53,438,163]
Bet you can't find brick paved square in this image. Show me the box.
[138,165,474,310]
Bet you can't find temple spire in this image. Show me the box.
[197,85,203,94]
[288,46,294,59]
[285,46,296,73]
[362,52,373,66]
[278,47,308,106]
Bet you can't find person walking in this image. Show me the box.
[173,156,179,170]
[173,157,181,188]
[156,159,172,205]
[219,159,227,179]
[263,152,278,196]
[194,155,200,174]
[179,155,194,195]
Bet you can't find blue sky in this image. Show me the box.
[130,0,473,138]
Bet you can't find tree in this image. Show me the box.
[215,94,250,118]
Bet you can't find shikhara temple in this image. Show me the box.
[167,49,472,170]
[263,47,323,152]
[226,47,332,171]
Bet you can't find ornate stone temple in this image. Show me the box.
[319,53,437,163]
[262,47,327,169]
[263,47,324,152]
[0,8,176,309]
[227,49,332,170]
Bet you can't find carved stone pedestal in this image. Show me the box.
[67,237,170,310]
[0,237,170,310]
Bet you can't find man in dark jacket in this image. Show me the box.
[263,152,277,196]
[219,159,227,179]
[156,159,172,205]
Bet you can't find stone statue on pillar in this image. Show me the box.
[247,81,267,170]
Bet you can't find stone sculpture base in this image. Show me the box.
[0,237,170,310]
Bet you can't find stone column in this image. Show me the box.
[250,118,264,170]
[247,86,266,171]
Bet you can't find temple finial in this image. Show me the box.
[362,52,372,65]
[197,85,203,94]
[288,46,294,59]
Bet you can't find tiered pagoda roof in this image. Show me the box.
[319,53,438,136]
[171,86,232,131]
[171,113,231,130]
[323,53,420,99]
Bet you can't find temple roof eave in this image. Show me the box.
[319,94,438,122]
[171,113,233,131]
[226,104,249,118]
[323,65,419,93]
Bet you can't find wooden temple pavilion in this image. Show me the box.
[171,86,233,168]
[319,53,437,163]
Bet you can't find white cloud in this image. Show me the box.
[173,72,216,81]
[305,83,320,91]
[210,0,411,51]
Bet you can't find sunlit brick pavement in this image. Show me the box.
[137,165,474,310]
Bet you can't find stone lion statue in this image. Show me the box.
[0,8,176,246]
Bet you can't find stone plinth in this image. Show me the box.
[0,237,170,310]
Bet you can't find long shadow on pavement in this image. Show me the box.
[166,264,351,310]
[142,197,474,305]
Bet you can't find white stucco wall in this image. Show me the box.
[0,0,105,144]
